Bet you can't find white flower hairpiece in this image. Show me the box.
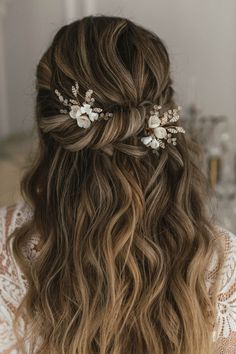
[55,82,185,154]
[141,105,185,153]
[55,81,113,128]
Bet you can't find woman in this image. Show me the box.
[0,15,235,354]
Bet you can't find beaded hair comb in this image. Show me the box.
[55,81,113,129]
[55,81,186,152]
[140,105,185,153]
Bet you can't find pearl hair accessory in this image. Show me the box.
[55,81,113,129]
[140,105,185,154]
[55,82,185,154]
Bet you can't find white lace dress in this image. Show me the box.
[0,202,236,353]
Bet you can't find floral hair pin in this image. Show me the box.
[55,81,113,128]
[141,105,185,153]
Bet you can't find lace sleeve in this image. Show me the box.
[0,202,32,353]
[209,227,236,353]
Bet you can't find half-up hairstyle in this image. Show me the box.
[7,15,224,354]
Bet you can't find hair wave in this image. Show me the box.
[8,15,224,354]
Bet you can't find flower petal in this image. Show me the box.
[69,105,80,119]
[77,115,91,128]
[89,111,99,122]
[81,104,92,115]
[141,136,153,146]
[154,127,167,139]
[150,139,160,149]
[148,115,161,128]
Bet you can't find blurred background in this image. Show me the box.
[0,0,235,232]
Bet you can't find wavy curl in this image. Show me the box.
[7,15,224,354]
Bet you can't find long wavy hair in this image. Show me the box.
[7,15,224,354]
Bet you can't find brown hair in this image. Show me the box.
[8,15,224,354]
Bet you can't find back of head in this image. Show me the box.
[9,15,223,354]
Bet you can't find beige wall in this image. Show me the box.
[4,0,65,135]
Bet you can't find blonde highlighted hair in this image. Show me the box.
[8,15,224,354]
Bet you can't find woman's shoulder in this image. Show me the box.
[0,200,40,270]
[0,201,32,271]
[215,226,236,306]
[0,201,33,239]
[206,225,236,351]
[0,198,33,268]
[206,225,236,282]
[209,225,236,294]
[0,201,33,352]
